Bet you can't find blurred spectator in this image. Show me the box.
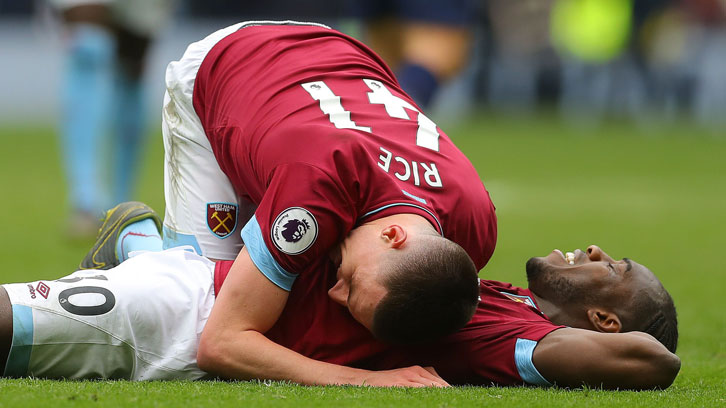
[346,0,477,109]
[184,0,342,21]
[551,0,642,120]
[473,0,726,126]
[484,0,561,109]
[635,1,697,117]
[47,0,176,238]
[3,0,723,138]
[638,0,726,123]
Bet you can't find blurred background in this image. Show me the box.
[0,0,724,387]
[1,0,725,126]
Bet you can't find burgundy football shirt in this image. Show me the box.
[215,260,562,386]
[194,23,496,289]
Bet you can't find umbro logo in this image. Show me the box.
[36,282,50,299]
[27,282,50,299]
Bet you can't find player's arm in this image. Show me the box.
[531,328,681,389]
[196,247,449,387]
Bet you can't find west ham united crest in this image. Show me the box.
[271,207,318,255]
[207,202,238,239]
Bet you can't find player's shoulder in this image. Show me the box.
[476,280,549,320]
[479,279,522,295]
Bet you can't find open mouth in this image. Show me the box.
[553,249,576,264]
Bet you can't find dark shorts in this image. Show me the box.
[346,0,476,26]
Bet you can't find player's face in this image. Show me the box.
[327,231,388,330]
[327,263,387,330]
[526,245,657,309]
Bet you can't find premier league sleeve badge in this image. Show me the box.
[271,207,318,255]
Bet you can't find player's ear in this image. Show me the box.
[381,225,407,248]
[587,309,622,333]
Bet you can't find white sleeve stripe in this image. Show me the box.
[362,203,442,236]
[514,338,552,387]
[241,215,298,291]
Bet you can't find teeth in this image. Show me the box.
[565,252,575,265]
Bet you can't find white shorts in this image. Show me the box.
[161,21,325,260]
[162,22,248,261]
[2,248,215,380]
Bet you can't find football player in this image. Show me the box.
[0,208,679,388]
[347,0,476,108]
[49,0,175,237]
[138,21,498,386]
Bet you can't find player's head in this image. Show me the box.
[328,221,479,344]
[526,245,678,352]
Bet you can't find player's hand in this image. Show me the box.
[360,365,450,388]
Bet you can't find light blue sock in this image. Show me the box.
[60,23,115,213]
[111,71,146,204]
[116,218,163,262]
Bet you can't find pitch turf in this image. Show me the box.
[0,114,723,407]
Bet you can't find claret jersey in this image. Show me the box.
[215,260,562,386]
[193,23,497,290]
[371,280,562,386]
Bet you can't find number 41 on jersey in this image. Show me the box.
[301,79,441,152]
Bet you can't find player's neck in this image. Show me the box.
[530,292,562,323]
[531,292,594,329]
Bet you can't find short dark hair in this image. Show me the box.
[371,235,480,344]
[624,280,678,353]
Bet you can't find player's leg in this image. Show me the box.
[398,23,472,107]
[106,0,177,204]
[349,0,404,78]
[110,25,151,205]
[395,0,475,108]
[162,23,253,261]
[56,3,116,234]
[115,217,162,262]
[80,201,162,270]
[364,18,404,71]
[2,248,215,380]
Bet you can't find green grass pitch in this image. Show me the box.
[0,114,723,407]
